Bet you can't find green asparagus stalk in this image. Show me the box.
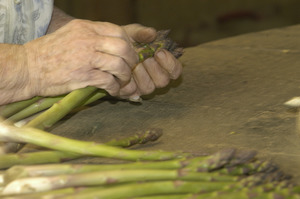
[7,90,107,125]
[0,97,42,118]
[3,157,241,184]
[105,128,163,147]
[0,128,167,169]
[218,160,276,176]
[0,187,105,199]
[0,87,98,153]
[129,195,190,199]
[1,169,238,195]
[0,187,82,199]
[50,180,300,199]
[7,96,64,123]
[25,86,98,129]
[189,189,300,199]
[0,121,183,161]
[2,151,252,183]
[0,151,81,170]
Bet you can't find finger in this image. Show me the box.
[119,77,138,98]
[89,70,121,96]
[91,52,131,85]
[67,69,121,96]
[94,36,139,68]
[123,24,157,43]
[133,63,155,95]
[92,21,132,43]
[143,57,170,88]
[155,49,183,79]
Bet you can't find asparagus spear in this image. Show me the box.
[24,86,98,129]
[1,169,238,195]
[0,121,183,161]
[1,151,260,184]
[7,96,64,123]
[0,151,81,170]
[3,157,241,185]
[106,128,163,147]
[49,180,300,199]
[0,128,167,169]
[0,97,42,118]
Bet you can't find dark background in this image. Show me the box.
[54,0,300,47]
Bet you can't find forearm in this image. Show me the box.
[47,7,75,34]
[0,44,32,105]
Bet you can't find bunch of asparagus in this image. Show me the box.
[0,124,299,199]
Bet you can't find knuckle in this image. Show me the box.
[117,39,130,54]
[69,19,86,28]
[101,22,126,38]
[112,57,131,82]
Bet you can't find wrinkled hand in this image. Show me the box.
[24,20,182,100]
[24,19,139,97]
[120,24,183,100]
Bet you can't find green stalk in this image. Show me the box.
[7,96,64,123]
[0,97,42,119]
[49,181,238,199]
[218,160,275,175]
[0,188,81,199]
[2,170,237,195]
[0,151,80,170]
[0,122,183,161]
[0,128,165,169]
[25,86,98,129]
[0,187,104,199]
[80,89,107,106]
[105,128,163,147]
[3,158,239,184]
[58,181,300,199]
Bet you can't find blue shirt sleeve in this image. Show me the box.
[0,0,54,44]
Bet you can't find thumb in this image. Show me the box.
[123,24,157,43]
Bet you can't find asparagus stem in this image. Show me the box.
[0,129,165,169]
[105,128,163,147]
[80,89,107,106]
[0,122,183,161]
[25,86,98,129]
[7,96,64,123]
[0,187,104,199]
[2,152,243,183]
[0,151,80,170]
[0,188,80,199]
[46,180,272,199]
[1,169,238,195]
[0,97,42,119]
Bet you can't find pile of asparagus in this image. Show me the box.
[0,127,299,199]
[0,31,300,198]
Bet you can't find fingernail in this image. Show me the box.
[129,95,142,103]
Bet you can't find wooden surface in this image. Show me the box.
[52,25,300,182]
